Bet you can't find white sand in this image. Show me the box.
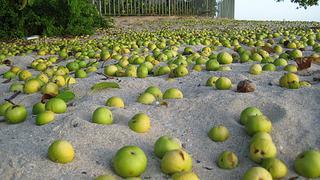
[0,18,320,180]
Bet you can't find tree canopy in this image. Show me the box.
[277,0,319,8]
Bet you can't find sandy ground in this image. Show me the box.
[0,18,320,180]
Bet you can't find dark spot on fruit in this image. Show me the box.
[179,151,185,160]
[254,149,259,154]
[130,151,136,155]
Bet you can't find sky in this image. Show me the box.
[235,0,320,22]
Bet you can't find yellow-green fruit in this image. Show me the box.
[206,76,219,87]
[218,52,233,64]
[161,149,192,174]
[95,175,117,180]
[154,136,182,159]
[217,151,238,169]
[215,77,232,90]
[249,64,262,75]
[106,96,125,108]
[174,65,189,77]
[45,98,67,114]
[5,105,28,124]
[261,158,288,179]
[65,76,77,85]
[279,73,299,88]
[104,65,118,76]
[10,66,21,74]
[300,81,311,87]
[208,125,229,142]
[23,79,41,94]
[48,140,74,164]
[240,107,263,125]
[125,65,137,77]
[294,150,320,178]
[42,82,59,96]
[137,92,156,105]
[52,75,66,87]
[37,73,49,83]
[192,64,202,72]
[245,115,272,136]
[284,64,298,73]
[9,82,24,92]
[128,113,150,133]
[242,167,272,180]
[145,86,162,99]
[92,107,113,125]
[32,102,46,115]
[0,102,13,116]
[250,132,273,144]
[163,88,183,99]
[18,70,32,81]
[137,65,148,78]
[172,171,199,180]
[36,111,55,125]
[249,139,277,163]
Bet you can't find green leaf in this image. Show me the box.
[91,82,120,91]
[56,91,75,102]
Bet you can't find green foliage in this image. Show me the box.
[0,0,111,39]
[277,0,319,8]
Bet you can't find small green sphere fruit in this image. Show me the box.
[128,113,150,133]
[9,82,24,92]
[249,64,262,75]
[288,81,301,89]
[217,151,238,169]
[262,64,276,71]
[192,64,202,72]
[249,139,277,163]
[0,101,13,116]
[112,146,147,178]
[92,107,113,125]
[23,79,41,94]
[94,175,116,180]
[205,59,220,71]
[3,71,16,79]
[242,167,272,180]
[32,102,46,115]
[45,98,67,114]
[137,92,156,105]
[290,49,303,59]
[218,52,233,64]
[206,76,219,87]
[294,150,320,178]
[172,171,199,180]
[145,86,162,99]
[36,111,55,125]
[245,115,272,136]
[174,65,189,77]
[218,66,232,71]
[154,135,182,159]
[274,58,288,67]
[250,132,273,144]
[261,158,288,179]
[163,88,183,99]
[251,53,263,62]
[66,62,80,71]
[95,174,117,180]
[104,65,118,76]
[161,149,192,174]
[208,125,229,142]
[137,65,148,78]
[215,77,232,90]
[155,66,171,76]
[240,107,263,125]
[279,73,300,88]
[18,70,32,81]
[300,81,311,87]
[5,105,28,124]
[42,82,59,96]
[125,65,137,77]
[284,64,298,73]
[106,96,125,108]
[48,140,74,164]
[75,69,87,78]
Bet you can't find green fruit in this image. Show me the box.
[125,65,137,77]
[251,53,262,62]
[172,171,199,180]
[217,151,238,169]
[0,101,13,116]
[42,82,59,96]
[261,158,288,179]
[218,52,233,64]
[249,139,277,163]
[206,76,219,87]
[104,65,118,76]
[106,96,125,108]
[137,92,156,105]
[45,98,67,114]
[284,64,298,73]
[3,71,16,79]
[37,73,49,83]
[274,58,288,66]
[300,81,311,87]
[262,64,276,71]
[128,113,150,133]
[92,107,113,125]
[86,66,97,73]
[155,66,171,76]
[208,125,229,142]
[206,59,220,71]
[242,167,272,180]
[18,70,32,81]
[290,49,303,59]
[32,102,46,115]
[294,150,320,178]
[137,65,148,78]
[5,105,28,124]
[250,132,273,144]
[288,81,300,89]
[161,149,192,174]
[249,64,262,75]
[9,83,24,92]
[279,73,299,88]
[75,69,87,78]
[95,175,117,180]
[215,77,232,90]
[36,111,55,125]
[174,65,189,77]
[154,135,182,159]
[145,86,162,99]
[23,79,41,94]
[163,88,183,99]
[240,107,263,125]
[66,62,80,71]
[245,115,272,136]
[48,140,74,164]
[112,146,147,178]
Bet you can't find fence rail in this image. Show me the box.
[91,0,218,16]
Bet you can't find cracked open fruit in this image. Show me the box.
[217,151,238,169]
[249,138,277,163]
[160,149,192,174]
